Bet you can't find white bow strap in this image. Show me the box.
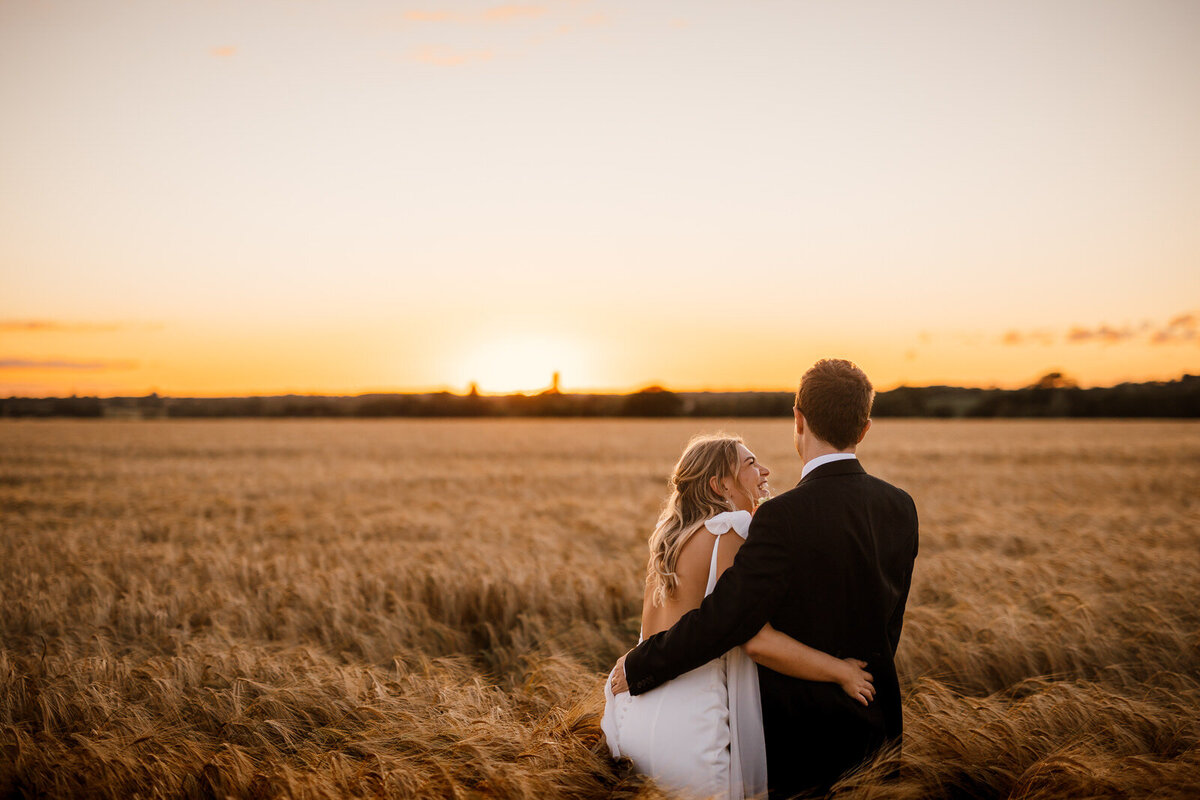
[703,510,752,538]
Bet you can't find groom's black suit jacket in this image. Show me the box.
[624,459,918,798]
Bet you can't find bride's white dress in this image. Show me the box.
[601,511,768,800]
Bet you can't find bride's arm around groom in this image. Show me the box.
[620,495,804,693]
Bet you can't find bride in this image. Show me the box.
[601,434,876,800]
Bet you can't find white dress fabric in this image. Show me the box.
[601,511,768,800]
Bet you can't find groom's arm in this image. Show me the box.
[886,496,919,656]
[623,500,795,696]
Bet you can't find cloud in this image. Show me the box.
[210,45,238,58]
[1150,312,1198,344]
[482,5,546,22]
[0,358,138,371]
[409,45,495,66]
[400,5,546,25]
[1000,329,1054,346]
[1065,324,1135,344]
[994,310,1199,348]
[403,10,460,23]
[393,3,607,66]
[0,319,163,333]
[1,320,119,333]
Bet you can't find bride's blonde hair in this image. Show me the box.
[647,433,743,607]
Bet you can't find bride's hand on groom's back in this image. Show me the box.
[838,658,875,706]
[609,654,629,694]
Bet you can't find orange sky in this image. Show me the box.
[2,1,1198,396]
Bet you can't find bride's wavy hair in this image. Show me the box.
[647,433,742,607]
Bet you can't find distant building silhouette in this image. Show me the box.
[540,371,562,396]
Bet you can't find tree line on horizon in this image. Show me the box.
[2,374,1197,419]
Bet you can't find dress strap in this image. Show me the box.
[703,511,752,595]
[704,510,752,538]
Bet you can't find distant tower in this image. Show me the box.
[551,371,561,394]
[467,381,480,397]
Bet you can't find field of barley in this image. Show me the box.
[1,418,1198,799]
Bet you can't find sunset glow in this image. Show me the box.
[452,335,590,394]
[1,1,1197,397]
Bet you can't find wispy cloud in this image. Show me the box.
[482,5,547,22]
[1151,312,1198,344]
[1065,324,1136,344]
[409,45,495,67]
[994,311,1198,348]
[0,319,163,333]
[210,45,238,58]
[401,5,547,25]
[1001,329,1054,346]
[392,2,609,67]
[0,358,138,371]
[402,10,459,23]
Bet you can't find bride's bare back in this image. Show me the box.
[640,524,743,638]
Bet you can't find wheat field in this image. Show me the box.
[1,419,1197,799]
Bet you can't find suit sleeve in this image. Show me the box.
[886,495,919,656]
[623,499,796,696]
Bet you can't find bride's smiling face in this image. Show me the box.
[711,443,770,512]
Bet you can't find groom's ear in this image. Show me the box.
[856,418,872,444]
[793,406,805,436]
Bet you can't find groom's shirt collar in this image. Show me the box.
[801,452,857,479]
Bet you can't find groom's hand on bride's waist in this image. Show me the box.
[610,654,629,694]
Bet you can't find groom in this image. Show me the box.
[611,358,919,798]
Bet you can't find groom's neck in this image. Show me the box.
[800,437,855,466]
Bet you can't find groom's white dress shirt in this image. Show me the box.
[801,452,857,479]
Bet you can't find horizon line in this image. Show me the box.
[4,372,1197,401]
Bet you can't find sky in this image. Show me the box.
[1,0,1198,396]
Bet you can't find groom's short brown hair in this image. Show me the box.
[796,359,874,449]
